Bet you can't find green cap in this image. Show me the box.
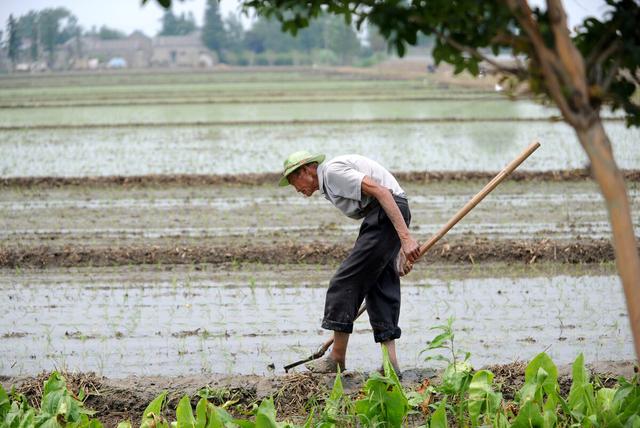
[278,150,326,187]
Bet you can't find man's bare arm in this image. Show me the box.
[361,176,420,263]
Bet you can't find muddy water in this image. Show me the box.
[0,264,632,377]
[0,99,555,128]
[1,122,639,177]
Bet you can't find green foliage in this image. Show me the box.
[3,350,639,428]
[10,7,79,65]
[354,346,410,427]
[1,372,102,428]
[7,15,20,64]
[421,317,474,426]
[573,0,640,126]
[224,13,245,53]
[97,25,126,40]
[38,8,75,61]
[202,0,226,56]
[428,399,448,428]
[467,370,502,426]
[159,9,196,36]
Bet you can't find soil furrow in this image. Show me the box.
[0,116,627,131]
[0,238,624,268]
[3,169,640,189]
[0,96,503,109]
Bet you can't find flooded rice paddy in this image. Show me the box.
[1,121,639,177]
[1,70,638,177]
[1,69,637,379]
[0,264,632,377]
[3,181,638,247]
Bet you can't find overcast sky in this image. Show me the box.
[0,0,611,38]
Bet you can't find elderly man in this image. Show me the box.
[279,150,420,374]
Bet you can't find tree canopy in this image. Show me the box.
[9,8,80,65]
[7,15,19,65]
[202,0,226,55]
[159,9,197,36]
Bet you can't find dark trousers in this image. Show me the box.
[321,196,411,343]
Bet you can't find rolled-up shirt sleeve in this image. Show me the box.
[325,163,366,201]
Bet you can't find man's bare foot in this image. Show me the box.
[305,356,345,373]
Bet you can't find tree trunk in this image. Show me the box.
[575,118,640,362]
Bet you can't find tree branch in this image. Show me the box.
[437,32,528,78]
[546,0,589,101]
[602,58,621,93]
[504,0,581,125]
[585,31,616,70]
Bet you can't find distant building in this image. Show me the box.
[151,31,216,68]
[58,31,153,69]
[10,30,217,71]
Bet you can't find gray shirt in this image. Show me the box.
[317,154,406,219]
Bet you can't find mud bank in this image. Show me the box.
[2,361,635,427]
[0,238,624,268]
[3,169,640,189]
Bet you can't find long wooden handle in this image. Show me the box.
[283,142,541,372]
[416,141,540,257]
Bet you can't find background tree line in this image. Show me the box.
[4,0,414,68]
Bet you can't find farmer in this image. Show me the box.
[279,150,420,374]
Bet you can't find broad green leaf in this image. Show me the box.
[38,416,61,428]
[519,353,558,407]
[424,332,452,351]
[195,398,208,428]
[429,399,448,428]
[494,413,511,428]
[17,408,35,428]
[176,395,196,428]
[625,414,640,428]
[620,395,640,423]
[423,355,451,363]
[568,353,595,419]
[208,403,236,428]
[323,370,344,421]
[571,354,589,386]
[93,420,106,428]
[382,346,404,395]
[43,372,66,396]
[596,388,618,414]
[117,422,133,428]
[0,384,9,419]
[141,391,167,424]
[355,370,408,428]
[441,361,472,395]
[525,353,558,394]
[468,370,502,426]
[542,409,557,428]
[255,398,278,428]
[511,400,544,428]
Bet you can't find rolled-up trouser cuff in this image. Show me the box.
[373,326,402,343]
[322,318,353,334]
